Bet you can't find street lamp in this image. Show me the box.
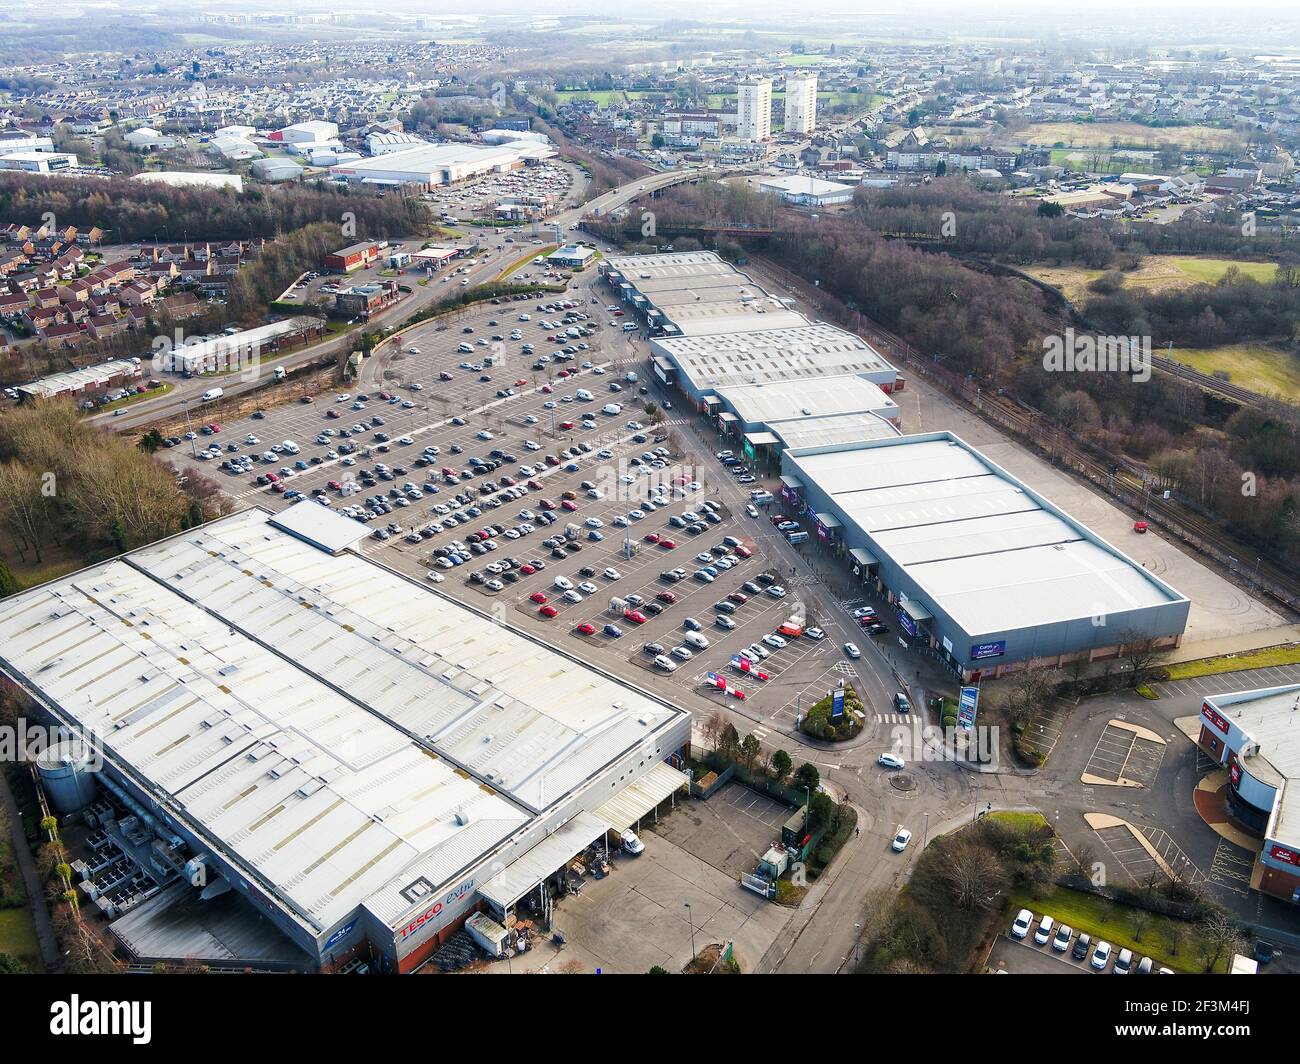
[684,902,696,962]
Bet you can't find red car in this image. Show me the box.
[527,479,544,491]
[575,622,596,635]
[265,472,280,482]
[538,604,558,618]
[326,409,340,418]
[623,609,648,624]
[327,480,343,491]
[530,591,549,604]
[658,538,677,550]
[656,590,677,604]
[734,545,753,558]
[539,498,556,510]
[560,500,578,512]
[520,564,537,575]
[558,420,575,431]
[644,532,661,544]
[728,592,748,604]
[770,514,788,526]
[515,379,527,387]
[557,369,571,379]
[271,482,286,493]
[545,455,561,466]
[541,384,554,394]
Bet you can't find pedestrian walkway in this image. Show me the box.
[0,772,59,972]
[1159,625,1300,666]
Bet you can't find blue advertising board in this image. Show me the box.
[957,686,979,731]
[970,640,1006,661]
[898,610,918,638]
[831,687,846,719]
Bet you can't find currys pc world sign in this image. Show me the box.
[970,641,1005,661]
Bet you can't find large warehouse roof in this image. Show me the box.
[602,251,806,336]
[0,508,688,937]
[653,323,896,394]
[716,374,899,426]
[785,434,1187,636]
[330,141,548,183]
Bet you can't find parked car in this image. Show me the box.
[1010,909,1033,939]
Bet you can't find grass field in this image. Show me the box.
[0,908,40,970]
[780,54,830,66]
[1171,344,1300,401]
[1026,255,1281,307]
[1006,885,1216,973]
[1163,643,1300,680]
[1021,121,1244,152]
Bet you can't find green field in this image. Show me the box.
[1021,121,1244,152]
[1006,885,1218,973]
[780,54,830,66]
[1027,255,1281,307]
[1171,344,1300,401]
[1164,644,1300,680]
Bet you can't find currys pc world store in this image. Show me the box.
[1197,684,1300,904]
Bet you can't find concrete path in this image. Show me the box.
[0,771,59,972]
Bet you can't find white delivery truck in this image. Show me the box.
[200,388,223,402]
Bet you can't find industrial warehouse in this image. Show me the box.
[779,433,1190,676]
[601,252,1189,678]
[1196,685,1300,904]
[328,140,554,188]
[0,504,692,973]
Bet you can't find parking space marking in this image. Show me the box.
[1207,839,1254,895]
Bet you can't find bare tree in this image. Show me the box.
[941,838,1009,911]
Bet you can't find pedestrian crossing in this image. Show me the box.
[875,713,912,724]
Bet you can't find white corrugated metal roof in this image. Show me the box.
[0,508,691,935]
[478,810,609,910]
[594,762,690,832]
[269,500,370,554]
[785,435,1187,636]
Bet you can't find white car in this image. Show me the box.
[891,827,912,852]
[805,627,825,641]
[766,585,787,598]
[1033,915,1055,946]
[877,753,905,770]
[762,633,787,649]
[602,567,621,580]
[553,576,574,591]
[1091,941,1112,971]
[425,571,446,583]
[1010,909,1033,940]
[844,642,861,659]
[525,440,541,451]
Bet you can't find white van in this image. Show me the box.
[683,631,710,650]
[625,371,638,383]
[575,389,593,401]
[200,387,223,402]
[601,403,622,416]
[458,342,474,353]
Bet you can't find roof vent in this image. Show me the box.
[454,810,472,827]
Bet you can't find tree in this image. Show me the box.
[793,762,820,793]
[739,733,761,772]
[700,710,725,751]
[941,837,1008,911]
[770,749,793,785]
[718,723,740,760]
[1119,629,1161,688]
[0,558,19,598]
[1197,909,1247,973]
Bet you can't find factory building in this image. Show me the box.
[1196,685,1300,904]
[758,174,855,207]
[778,433,1189,677]
[328,142,552,188]
[650,321,900,406]
[601,251,807,338]
[158,317,326,375]
[0,505,692,972]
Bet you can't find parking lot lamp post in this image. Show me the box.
[181,399,196,458]
[684,902,696,962]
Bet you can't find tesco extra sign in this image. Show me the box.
[398,879,476,940]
